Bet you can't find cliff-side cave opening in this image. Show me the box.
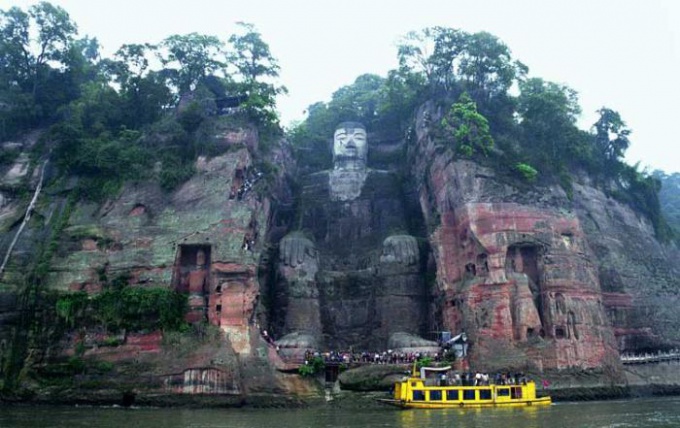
[476,253,489,276]
[506,243,544,326]
[173,245,212,323]
[465,263,476,278]
[173,244,212,292]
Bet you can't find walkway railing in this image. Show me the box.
[620,349,680,364]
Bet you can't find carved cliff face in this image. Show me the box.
[330,123,368,201]
[329,169,367,201]
[274,123,429,350]
[332,124,367,167]
[409,105,619,371]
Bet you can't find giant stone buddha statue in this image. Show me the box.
[275,122,429,350]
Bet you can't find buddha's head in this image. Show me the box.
[333,122,367,166]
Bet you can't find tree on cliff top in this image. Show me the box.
[437,92,494,157]
[396,27,525,104]
[515,77,586,174]
[158,33,226,95]
[593,107,631,177]
[0,1,79,136]
[227,22,287,128]
[654,171,680,240]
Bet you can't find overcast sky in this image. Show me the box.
[5,0,680,173]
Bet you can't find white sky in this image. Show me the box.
[4,0,680,173]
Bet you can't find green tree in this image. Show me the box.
[593,107,631,175]
[104,43,172,127]
[0,1,78,136]
[158,33,225,94]
[439,92,494,157]
[516,78,584,172]
[227,22,287,126]
[377,68,425,134]
[0,2,77,95]
[458,32,522,98]
[397,26,466,94]
[619,165,672,241]
[654,171,680,238]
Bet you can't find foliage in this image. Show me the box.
[654,171,680,239]
[592,107,631,177]
[227,22,287,128]
[1,5,288,197]
[514,162,538,182]
[158,33,225,94]
[415,356,434,370]
[0,1,79,138]
[55,290,89,328]
[437,92,494,157]
[55,287,189,332]
[515,78,583,173]
[0,2,671,240]
[396,26,525,103]
[298,356,325,377]
[285,23,669,239]
[612,165,673,242]
[0,147,20,165]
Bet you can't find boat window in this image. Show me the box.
[446,390,459,401]
[497,388,510,397]
[429,390,442,401]
[413,390,425,401]
[511,387,523,399]
[463,390,476,400]
[479,389,492,400]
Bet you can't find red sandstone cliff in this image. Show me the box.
[408,102,679,374]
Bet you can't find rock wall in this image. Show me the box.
[0,121,317,402]
[407,102,679,372]
[573,182,680,351]
[271,135,429,351]
[1,102,679,401]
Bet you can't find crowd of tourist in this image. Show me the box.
[297,349,531,387]
[439,371,530,386]
[231,170,263,200]
[303,349,448,366]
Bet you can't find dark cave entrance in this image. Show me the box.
[506,243,545,327]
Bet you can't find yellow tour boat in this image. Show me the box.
[379,365,552,409]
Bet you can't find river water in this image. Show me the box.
[2,396,680,428]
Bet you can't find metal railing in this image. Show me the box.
[620,349,680,364]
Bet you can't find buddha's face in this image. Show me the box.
[333,126,367,161]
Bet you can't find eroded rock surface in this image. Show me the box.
[408,103,678,373]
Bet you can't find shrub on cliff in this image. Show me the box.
[298,356,325,377]
[55,287,189,332]
[514,162,538,182]
[435,92,494,158]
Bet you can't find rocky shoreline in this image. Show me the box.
[3,361,680,408]
[3,385,680,409]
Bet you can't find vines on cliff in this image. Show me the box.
[1,190,75,393]
[54,286,188,333]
